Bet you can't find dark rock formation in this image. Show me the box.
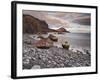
[33,38,53,49]
[56,27,70,33]
[37,35,45,39]
[62,41,70,50]
[23,15,57,34]
[48,34,58,42]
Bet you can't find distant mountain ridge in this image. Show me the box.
[23,15,69,34]
[56,27,69,32]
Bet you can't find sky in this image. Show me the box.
[23,10,91,33]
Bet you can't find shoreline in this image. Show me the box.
[23,34,91,69]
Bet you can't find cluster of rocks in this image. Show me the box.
[23,42,91,69]
[23,34,59,49]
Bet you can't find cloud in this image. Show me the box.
[67,23,90,33]
[23,10,91,33]
[72,16,91,25]
[23,10,69,28]
[23,10,48,20]
[45,15,68,25]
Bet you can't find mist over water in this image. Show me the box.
[64,33,90,50]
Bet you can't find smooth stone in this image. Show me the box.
[32,65,41,69]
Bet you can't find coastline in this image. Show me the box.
[23,34,91,69]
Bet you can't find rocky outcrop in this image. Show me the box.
[56,27,69,33]
[48,34,58,42]
[34,34,58,49]
[37,35,45,39]
[23,34,53,49]
[33,38,53,49]
[23,15,57,34]
[62,41,70,50]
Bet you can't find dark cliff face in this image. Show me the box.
[23,15,51,34]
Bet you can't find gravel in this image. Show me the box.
[23,43,91,69]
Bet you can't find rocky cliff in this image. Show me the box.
[23,15,57,34]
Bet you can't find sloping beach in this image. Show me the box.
[23,34,91,69]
